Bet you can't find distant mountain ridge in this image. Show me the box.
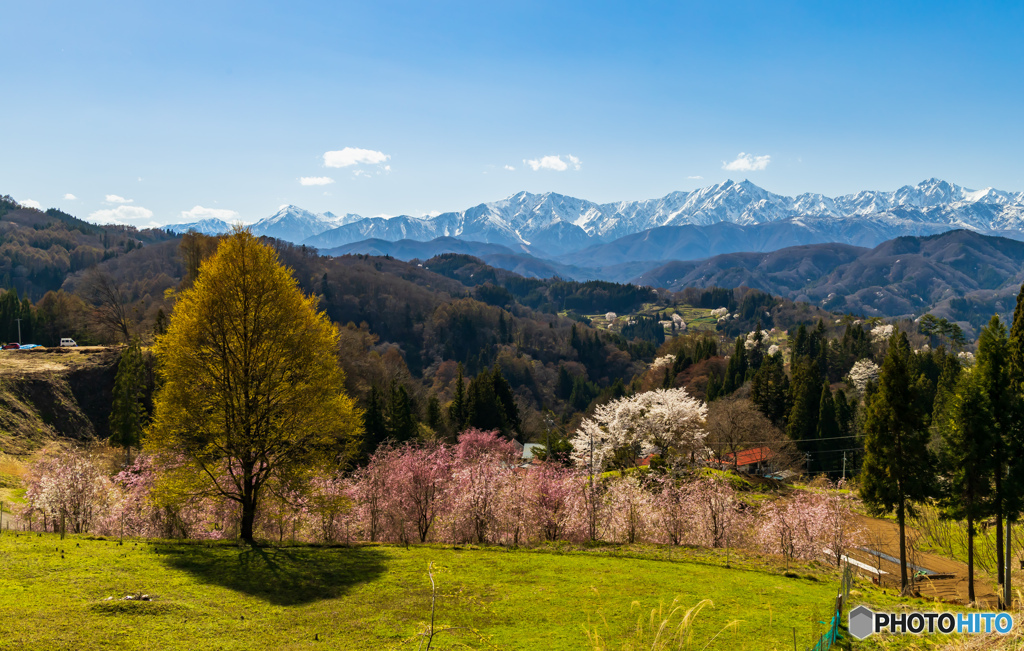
[633,229,1024,333]
[164,179,1024,260]
[166,205,363,241]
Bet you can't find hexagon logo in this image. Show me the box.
[849,605,875,640]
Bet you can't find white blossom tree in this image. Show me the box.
[870,324,894,343]
[650,354,676,371]
[570,388,708,472]
[848,359,880,392]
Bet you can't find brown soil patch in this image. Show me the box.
[848,514,999,608]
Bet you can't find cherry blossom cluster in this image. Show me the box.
[18,433,860,563]
[570,388,708,472]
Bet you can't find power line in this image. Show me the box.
[715,434,862,446]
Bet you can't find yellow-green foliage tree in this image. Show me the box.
[148,229,362,542]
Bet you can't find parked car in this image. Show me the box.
[2,343,20,350]
[59,338,77,347]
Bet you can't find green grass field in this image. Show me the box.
[0,532,870,651]
[660,307,720,333]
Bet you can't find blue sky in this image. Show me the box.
[3,1,1023,227]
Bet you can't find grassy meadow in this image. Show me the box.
[0,532,884,651]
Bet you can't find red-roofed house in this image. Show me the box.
[716,446,775,474]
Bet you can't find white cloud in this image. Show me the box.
[299,176,335,186]
[19,199,41,209]
[179,205,242,223]
[63,193,77,200]
[384,165,391,172]
[352,169,371,178]
[524,154,582,172]
[89,205,157,227]
[687,175,704,180]
[323,147,390,168]
[722,152,771,171]
[504,165,515,171]
[105,194,133,204]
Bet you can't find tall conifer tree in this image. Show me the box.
[109,339,146,465]
[860,331,934,592]
[979,315,1024,586]
[448,363,468,433]
[938,370,995,603]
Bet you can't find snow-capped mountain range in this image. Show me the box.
[166,205,364,240]
[166,179,1024,261]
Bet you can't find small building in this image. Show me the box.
[716,446,775,474]
[521,443,545,461]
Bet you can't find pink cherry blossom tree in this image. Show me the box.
[24,448,113,535]
[370,442,452,544]
[602,475,654,544]
[448,429,518,544]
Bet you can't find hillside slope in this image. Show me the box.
[636,230,1024,329]
[0,347,122,455]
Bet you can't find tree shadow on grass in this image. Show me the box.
[151,543,388,606]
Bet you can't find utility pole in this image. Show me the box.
[14,318,21,344]
[545,416,553,461]
[842,452,847,481]
[589,427,596,541]
[805,452,812,477]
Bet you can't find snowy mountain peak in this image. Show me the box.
[165,218,233,236]
[183,178,1024,258]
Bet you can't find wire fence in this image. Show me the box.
[807,562,853,651]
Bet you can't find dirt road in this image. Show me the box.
[848,514,1000,608]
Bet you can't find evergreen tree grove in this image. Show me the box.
[983,313,1024,587]
[109,339,146,465]
[860,331,934,592]
[937,369,995,603]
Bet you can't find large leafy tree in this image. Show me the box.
[860,331,934,592]
[148,230,362,543]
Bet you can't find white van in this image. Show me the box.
[59,338,77,347]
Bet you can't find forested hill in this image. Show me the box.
[0,195,175,300]
[4,192,1010,458]
[1,215,670,445]
[635,229,1024,332]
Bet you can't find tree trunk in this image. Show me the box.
[240,472,257,543]
[997,510,1005,587]
[968,513,976,604]
[996,451,1005,587]
[898,504,908,592]
[240,498,256,543]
